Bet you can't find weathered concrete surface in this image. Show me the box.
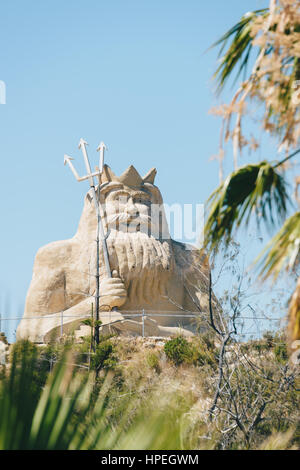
[17,165,210,342]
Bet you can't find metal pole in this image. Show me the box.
[79,140,111,346]
[93,185,113,345]
[60,311,63,337]
[142,309,145,338]
[65,139,112,346]
[95,209,100,346]
[90,303,94,353]
[91,185,111,277]
[89,303,93,370]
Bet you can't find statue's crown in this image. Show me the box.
[101,164,157,188]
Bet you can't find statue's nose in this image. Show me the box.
[126,198,139,218]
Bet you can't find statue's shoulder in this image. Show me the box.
[171,240,209,271]
[34,239,74,268]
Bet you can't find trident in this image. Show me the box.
[64,138,112,344]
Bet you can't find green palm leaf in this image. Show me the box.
[211,8,300,106]
[210,9,268,92]
[204,161,290,251]
[256,211,300,280]
[0,342,185,450]
[0,342,41,449]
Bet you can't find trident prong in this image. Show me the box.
[97,142,107,174]
[64,138,112,278]
[64,154,101,182]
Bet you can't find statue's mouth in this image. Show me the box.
[107,212,152,227]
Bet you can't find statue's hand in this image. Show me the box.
[99,271,127,310]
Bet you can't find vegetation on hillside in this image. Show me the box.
[0,332,298,450]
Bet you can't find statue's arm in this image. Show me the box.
[172,242,210,313]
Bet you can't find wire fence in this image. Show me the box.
[0,308,286,345]
[0,308,288,371]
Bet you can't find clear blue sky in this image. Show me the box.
[1,0,287,340]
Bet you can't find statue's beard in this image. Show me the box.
[102,229,174,305]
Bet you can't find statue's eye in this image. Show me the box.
[115,193,129,203]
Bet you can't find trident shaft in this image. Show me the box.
[64,138,112,345]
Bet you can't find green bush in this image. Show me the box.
[190,335,218,368]
[164,335,218,367]
[91,340,117,372]
[262,331,274,349]
[252,341,269,354]
[164,336,192,366]
[10,340,49,397]
[146,352,161,373]
[193,344,217,367]
[274,342,288,364]
[0,333,8,345]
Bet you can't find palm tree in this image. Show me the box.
[205,0,300,346]
[0,341,183,450]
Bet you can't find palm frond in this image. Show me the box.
[204,161,290,251]
[210,9,269,92]
[0,341,41,449]
[0,343,185,450]
[288,277,300,344]
[29,353,88,449]
[256,211,300,280]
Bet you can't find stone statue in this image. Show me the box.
[17,165,210,342]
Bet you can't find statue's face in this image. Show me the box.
[102,184,161,234]
[98,182,173,293]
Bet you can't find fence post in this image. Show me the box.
[60,311,63,337]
